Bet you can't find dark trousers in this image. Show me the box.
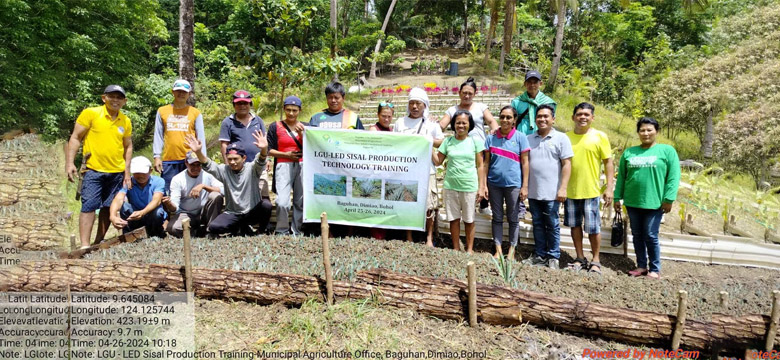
[207,199,272,236]
[120,202,167,238]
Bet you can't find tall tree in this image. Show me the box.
[462,0,469,49]
[498,0,515,75]
[370,0,398,79]
[179,0,195,104]
[330,0,338,58]
[483,0,501,68]
[546,0,575,93]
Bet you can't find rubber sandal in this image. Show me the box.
[646,272,661,280]
[628,268,648,277]
[588,261,603,275]
[566,257,588,272]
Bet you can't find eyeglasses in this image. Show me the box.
[379,102,394,108]
[499,115,514,120]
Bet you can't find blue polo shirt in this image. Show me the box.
[120,176,165,211]
[485,129,530,188]
[218,114,268,161]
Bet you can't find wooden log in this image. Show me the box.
[58,227,147,259]
[354,269,778,352]
[1,261,778,353]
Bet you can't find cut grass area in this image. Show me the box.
[195,297,627,358]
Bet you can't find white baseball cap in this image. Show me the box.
[129,156,152,174]
[172,79,192,92]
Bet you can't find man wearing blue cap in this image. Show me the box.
[185,132,272,236]
[511,70,557,136]
[152,79,206,194]
[66,85,133,248]
[267,96,305,235]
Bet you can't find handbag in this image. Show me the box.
[611,210,624,247]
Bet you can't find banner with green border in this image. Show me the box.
[302,129,432,230]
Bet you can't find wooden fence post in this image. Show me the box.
[321,212,333,306]
[720,291,729,309]
[69,234,76,251]
[182,218,193,294]
[671,290,688,350]
[766,290,780,351]
[467,261,477,327]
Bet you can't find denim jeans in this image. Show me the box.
[528,199,561,259]
[488,185,521,246]
[161,160,187,195]
[626,206,664,273]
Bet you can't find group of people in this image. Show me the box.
[66,72,680,279]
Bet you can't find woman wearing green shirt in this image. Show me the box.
[614,117,680,279]
[434,110,487,253]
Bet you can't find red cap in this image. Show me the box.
[232,90,252,103]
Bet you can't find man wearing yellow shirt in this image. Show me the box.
[66,85,133,248]
[565,102,614,274]
[152,79,206,194]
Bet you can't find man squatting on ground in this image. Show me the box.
[108,156,167,237]
[66,85,133,249]
[163,151,224,238]
[185,132,272,237]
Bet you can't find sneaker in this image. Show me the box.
[478,206,493,216]
[547,259,559,269]
[522,255,546,266]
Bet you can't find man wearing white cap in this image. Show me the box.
[108,156,167,237]
[153,79,207,193]
[164,151,224,237]
[393,87,444,246]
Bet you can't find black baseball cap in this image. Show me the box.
[103,85,126,97]
[525,70,542,81]
[225,143,246,157]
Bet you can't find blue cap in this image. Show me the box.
[525,70,542,81]
[225,143,246,157]
[283,95,302,108]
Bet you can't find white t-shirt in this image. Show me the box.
[445,102,489,143]
[393,116,444,174]
[170,170,224,215]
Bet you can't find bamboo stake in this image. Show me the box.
[467,261,477,327]
[720,291,729,309]
[671,290,688,350]
[766,290,780,351]
[623,213,629,257]
[69,234,76,251]
[182,218,193,294]
[321,212,333,306]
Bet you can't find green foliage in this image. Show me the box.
[0,0,166,139]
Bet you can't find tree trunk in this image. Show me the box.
[3,262,778,353]
[463,0,469,50]
[701,108,714,158]
[483,0,499,68]
[341,0,350,38]
[547,0,566,93]
[498,0,514,75]
[179,0,195,105]
[330,0,338,56]
[369,0,397,79]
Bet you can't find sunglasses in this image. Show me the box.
[379,102,394,108]
[499,115,514,120]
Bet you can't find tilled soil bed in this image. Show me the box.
[84,234,780,321]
